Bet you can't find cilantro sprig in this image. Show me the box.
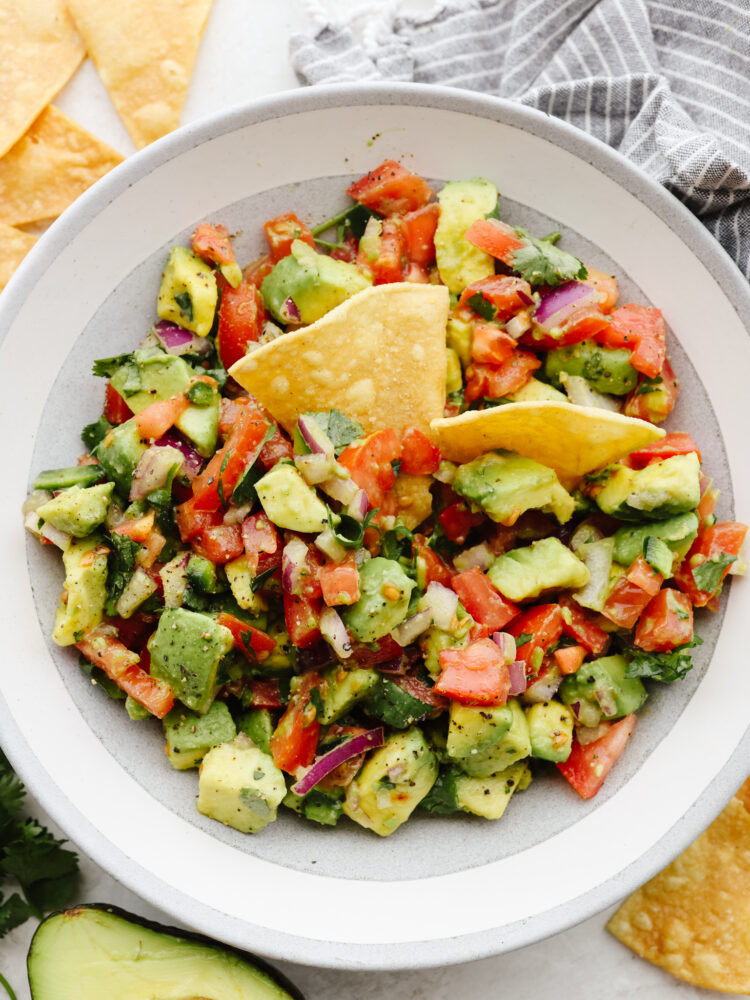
[625,635,703,683]
[692,553,737,595]
[511,228,587,287]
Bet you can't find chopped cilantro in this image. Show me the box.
[81,415,112,451]
[78,654,126,701]
[251,566,277,594]
[306,409,364,455]
[309,686,325,720]
[91,353,134,378]
[104,531,140,615]
[327,506,379,550]
[311,202,375,239]
[467,292,497,322]
[511,228,587,287]
[635,375,664,396]
[185,381,214,406]
[173,291,194,323]
[515,632,533,647]
[625,635,703,683]
[692,552,737,594]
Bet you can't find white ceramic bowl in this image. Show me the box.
[1,84,749,971]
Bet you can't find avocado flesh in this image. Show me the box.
[27,906,299,1000]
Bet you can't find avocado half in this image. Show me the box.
[27,904,305,1000]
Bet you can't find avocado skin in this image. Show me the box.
[27,904,305,1000]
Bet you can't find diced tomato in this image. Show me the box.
[399,203,439,267]
[553,643,587,674]
[558,596,610,655]
[464,351,541,403]
[624,359,679,424]
[191,223,238,270]
[329,235,358,263]
[348,635,403,666]
[216,611,276,661]
[108,613,155,654]
[192,523,244,564]
[414,534,454,587]
[188,403,271,512]
[523,305,611,351]
[674,521,748,607]
[104,381,133,425]
[602,573,656,629]
[319,554,360,607]
[507,605,564,680]
[338,428,401,507]
[556,714,637,799]
[396,670,447,711]
[581,266,618,314]
[218,396,249,438]
[346,160,434,215]
[138,530,166,569]
[286,542,323,600]
[697,476,719,529]
[470,323,518,365]
[458,275,533,322]
[435,639,510,705]
[243,253,274,288]
[133,393,190,440]
[216,280,266,370]
[634,589,693,652]
[259,424,294,468]
[628,432,701,469]
[357,218,405,284]
[400,426,441,475]
[113,511,155,544]
[463,218,525,265]
[270,671,321,773]
[625,556,664,596]
[246,677,282,709]
[438,502,483,545]
[451,567,520,632]
[242,512,280,575]
[262,212,316,262]
[612,304,667,378]
[175,504,223,543]
[284,592,323,648]
[76,628,174,719]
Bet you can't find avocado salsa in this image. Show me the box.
[24,160,748,837]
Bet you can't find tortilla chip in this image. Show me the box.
[607,786,750,994]
[431,401,664,480]
[230,284,450,437]
[0,0,85,158]
[0,223,37,291]
[0,106,123,227]
[66,0,214,149]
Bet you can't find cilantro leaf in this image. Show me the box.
[515,632,533,647]
[511,229,587,287]
[306,410,364,455]
[78,654,126,701]
[0,892,34,938]
[104,531,141,615]
[625,635,703,683]
[81,416,112,452]
[91,353,134,378]
[692,553,737,595]
[173,291,194,323]
[251,566,277,594]
[467,292,497,322]
[309,686,325,720]
[635,374,664,396]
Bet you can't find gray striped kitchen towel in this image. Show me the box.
[290,0,750,280]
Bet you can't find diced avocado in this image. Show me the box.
[319,664,378,724]
[159,553,190,608]
[125,695,150,720]
[255,464,328,534]
[488,537,589,602]
[435,178,498,293]
[261,240,371,325]
[572,535,615,611]
[34,465,104,491]
[176,397,220,458]
[37,482,114,538]
[341,557,415,642]
[148,608,234,713]
[157,245,218,337]
[284,786,344,827]
[455,762,531,820]
[237,708,274,755]
[259,619,296,673]
[115,565,158,619]
[506,377,567,403]
[642,535,675,576]
[559,654,647,726]
[163,701,237,770]
[198,733,286,834]
[223,555,267,613]
[364,675,436,729]
[52,536,109,646]
[612,510,699,567]
[459,698,531,778]
[110,349,191,412]
[453,450,575,526]
[93,419,147,498]
[525,700,574,762]
[544,339,638,395]
[343,728,438,837]
[446,347,463,395]
[446,702,513,759]
[187,554,225,594]
[27,905,304,1000]
[593,453,701,522]
[446,316,473,368]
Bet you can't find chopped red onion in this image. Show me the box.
[291,727,385,797]
[129,445,184,502]
[525,669,563,703]
[319,607,353,660]
[314,527,348,562]
[294,451,334,485]
[319,473,358,505]
[505,311,532,339]
[518,289,535,307]
[492,631,517,666]
[155,431,203,479]
[346,488,369,522]
[453,542,493,573]
[282,537,310,594]
[594,686,618,717]
[297,414,335,458]
[507,659,527,696]
[577,721,611,745]
[534,281,597,330]
[391,609,432,647]
[423,581,458,631]
[153,320,212,356]
[376,655,410,675]
[280,297,301,324]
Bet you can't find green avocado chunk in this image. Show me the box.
[488,537,590,602]
[458,698,531,778]
[559,654,647,727]
[453,450,575,526]
[364,675,436,729]
[525,700,575,762]
[544,339,638,395]
[593,453,701,522]
[435,178,498,293]
[261,239,371,325]
[198,733,286,834]
[319,664,379,724]
[37,482,114,538]
[255,463,329,534]
[148,608,234,713]
[612,511,699,567]
[446,702,513,759]
[157,245,218,337]
[27,905,304,1000]
[52,536,108,646]
[163,701,237,770]
[342,557,415,642]
[422,761,531,819]
[93,419,147,498]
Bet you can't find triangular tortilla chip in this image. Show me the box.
[431,401,663,480]
[0,0,85,158]
[0,106,124,227]
[0,223,36,291]
[66,0,214,149]
[230,283,450,437]
[607,781,750,994]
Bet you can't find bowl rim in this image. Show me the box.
[1,81,749,972]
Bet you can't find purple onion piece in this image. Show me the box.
[594,686,618,717]
[507,659,527,696]
[492,631,517,666]
[281,297,301,324]
[376,655,410,675]
[296,414,335,458]
[295,643,337,672]
[153,320,212,356]
[291,727,385,797]
[319,607,353,660]
[453,542,493,573]
[518,289,535,307]
[155,430,204,479]
[391,609,433,648]
[319,474,358,505]
[295,452,335,485]
[282,537,310,595]
[129,445,184,502]
[346,488,369,523]
[534,281,597,329]
[423,582,458,632]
